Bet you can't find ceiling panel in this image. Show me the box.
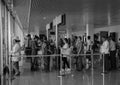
[13,0,120,33]
[13,0,31,32]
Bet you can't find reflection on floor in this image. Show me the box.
[12,67,120,85]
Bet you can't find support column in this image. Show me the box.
[8,11,12,85]
[84,8,94,41]
[46,24,50,40]
[86,24,94,41]
[0,1,4,85]
[107,3,111,26]
[55,17,58,51]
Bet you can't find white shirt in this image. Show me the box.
[61,43,70,57]
[63,43,69,49]
[87,40,91,51]
[109,40,116,51]
[100,40,109,54]
[12,43,21,61]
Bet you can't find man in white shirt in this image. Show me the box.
[100,36,110,73]
[87,36,92,51]
[109,37,116,70]
[85,36,92,69]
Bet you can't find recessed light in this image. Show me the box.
[43,17,46,20]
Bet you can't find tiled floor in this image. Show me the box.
[12,68,120,85]
[11,59,120,85]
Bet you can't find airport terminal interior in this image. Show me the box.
[1,0,120,85]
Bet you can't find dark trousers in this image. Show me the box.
[104,54,109,71]
[25,48,32,55]
[13,61,19,74]
[25,48,32,61]
[44,57,50,71]
[76,56,83,71]
[31,57,39,71]
[62,57,70,69]
[110,51,116,70]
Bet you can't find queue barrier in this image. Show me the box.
[10,53,101,57]
[8,53,104,85]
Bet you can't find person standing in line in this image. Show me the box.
[109,36,117,70]
[100,36,110,73]
[11,36,21,76]
[24,34,32,58]
[76,36,84,71]
[41,37,48,71]
[60,38,71,74]
[116,38,120,70]
[87,36,92,51]
[24,34,33,70]
[31,35,39,71]
[92,36,100,53]
[85,36,92,69]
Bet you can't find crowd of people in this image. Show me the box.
[10,33,120,77]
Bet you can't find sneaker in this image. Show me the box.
[15,71,20,76]
[60,69,64,73]
[65,68,68,72]
[67,68,71,72]
[60,69,65,75]
[65,68,71,74]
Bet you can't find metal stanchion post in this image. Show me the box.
[91,50,94,71]
[70,55,72,72]
[102,72,105,85]
[102,54,105,85]
[9,55,12,85]
[101,54,105,76]
[70,55,74,77]
[103,54,105,73]
[91,50,94,85]
[60,54,62,76]
[42,56,44,71]
[58,54,63,85]
[50,56,51,72]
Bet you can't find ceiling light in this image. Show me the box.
[43,17,46,20]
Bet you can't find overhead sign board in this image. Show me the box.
[46,23,50,30]
[53,14,66,26]
[53,17,57,26]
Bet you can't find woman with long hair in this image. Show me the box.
[60,38,71,74]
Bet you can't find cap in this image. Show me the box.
[13,36,20,41]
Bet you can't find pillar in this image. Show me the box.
[83,6,94,41]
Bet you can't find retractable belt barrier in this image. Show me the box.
[10,53,101,58]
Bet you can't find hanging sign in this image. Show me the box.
[46,23,50,30]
